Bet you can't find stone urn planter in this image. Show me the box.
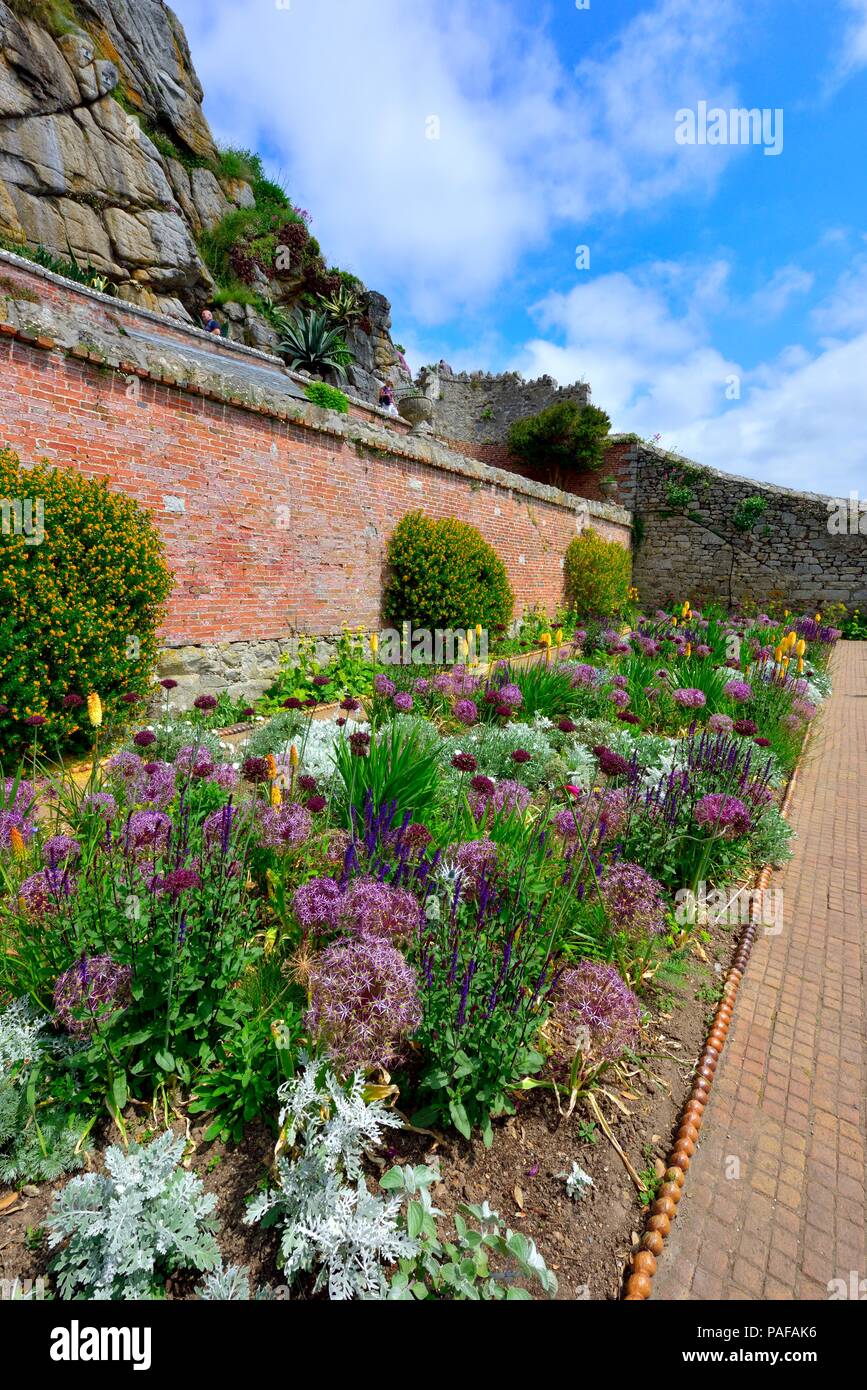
[397,392,434,430]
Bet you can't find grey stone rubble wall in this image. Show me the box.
[612,437,866,610]
[421,367,590,446]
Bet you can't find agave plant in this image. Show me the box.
[277,309,353,379]
[318,283,364,330]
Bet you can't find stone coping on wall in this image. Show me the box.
[608,433,843,507]
[0,248,408,432]
[0,250,631,530]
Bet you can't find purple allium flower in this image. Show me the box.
[618,712,641,725]
[569,664,600,689]
[121,692,140,706]
[339,877,422,940]
[349,730,371,757]
[133,729,157,748]
[470,778,531,820]
[724,679,753,703]
[599,862,667,938]
[414,677,431,695]
[511,748,532,764]
[274,802,312,847]
[469,774,495,798]
[42,835,81,870]
[306,935,421,1072]
[241,756,270,783]
[695,643,712,657]
[374,674,396,697]
[125,810,172,854]
[781,713,803,733]
[733,718,758,737]
[433,673,454,695]
[558,718,578,733]
[175,745,215,780]
[194,694,218,712]
[495,703,513,719]
[708,713,734,734]
[18,867,76,916]
[139,761,176,809]
[593,746,630,778]
[451,752,478,774]
[340,697,361,712]
[298,774,318,793]
[673,687,707,709]
[498,683,523,709]
[283,697,303,710]
[210,763,239,792]
[53,953,132,1037]
[557,789,629,843]
[694,793,752,839]
[393,692,414,713]
[306,794,327,813]
[612,674,628,690]
[453,698,478,726]
[107,751,143,787]
[160,679,179,691]
[153,867,202,899]
[608,688,630,710]
[643,686,661,702]
[550,961,640,1064]
[293,876,344,933]
[63,693,85,710]
[449,838,499,896]
[636,636,660,657]
[753,736,771,748]
[312,675,331,688]
[81,791,117,821]
[792,698,817,721]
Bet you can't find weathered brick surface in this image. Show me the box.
[654,641,867,1300]
[0,288,629,649]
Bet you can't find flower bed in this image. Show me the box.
[0,601,839,1301]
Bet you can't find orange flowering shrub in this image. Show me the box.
[383,510,513,634]
[0,449,173,759]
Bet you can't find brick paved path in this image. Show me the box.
[654,641,866,1301]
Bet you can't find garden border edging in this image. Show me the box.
[622,714,818,1300]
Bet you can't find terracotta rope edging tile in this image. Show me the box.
[622,717,817,1301]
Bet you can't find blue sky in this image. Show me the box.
[171,0,867,495]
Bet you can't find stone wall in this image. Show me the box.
[0,253,630,704]
[420,366,590,449]
[606,437,866,611]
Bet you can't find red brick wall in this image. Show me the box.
[0,328,631,645]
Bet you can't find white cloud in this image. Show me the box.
[835,0,867,78]
[171,0,744,319]
[515,260,867,495]
[749,265,815,318]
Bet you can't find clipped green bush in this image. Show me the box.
[0,449,173,758]
[563,527,631,619]
[304,381,350,414]
[383,511,513,633]
[508,401,611,479]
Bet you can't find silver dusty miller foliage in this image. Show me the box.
[245,1057,416,1300]
[47,1130,220,1299]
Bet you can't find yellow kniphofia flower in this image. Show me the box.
[270,783,282,808]
[369,632,379,655]
[10,827,26,858]
[555,628,563,645]
[87,692,102,728]
[795,639,806,657]
[289,743,299,768]
[266,753,278,781]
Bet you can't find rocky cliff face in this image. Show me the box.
[0,0,405,396]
